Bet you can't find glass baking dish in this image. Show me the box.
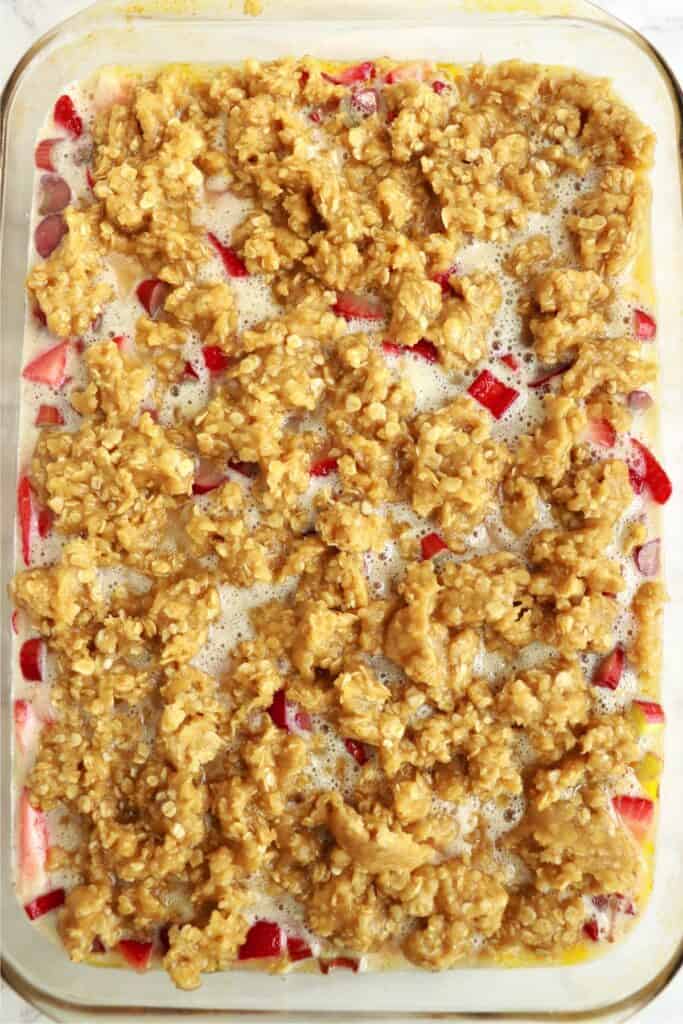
[2,0,683,1020]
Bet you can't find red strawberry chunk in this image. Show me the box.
[183,361,199,380]
[431,264,458,294]
[238,921,284,960]
[432,80,450,95]
[319,957,360,974]
[14,699,41,755]
[593,646,624,690]
[20,637,46,682]
[350,88,379,116]
[528,362,573,388]
[35,138,62,172]
[86,166,95,191]
[345,738,369,765]
[612,795,654,840]
[208,232,249,277]
[634,538,660,577]
[192,461,227,495]
[582,919,600,942]
[35,213,67,258]
[202,346,232,374]
[37,507,53,539]
[35,404,64,426]
[287,935,314,962]
[136,278,169,319]
[332,291,385,321]
[22,340,70,388]
[267,689,312,733]
[17,475,35,566]
[632,700,665,725]
[634,309,656,340]
[629,439,672,504]
[587,418,616,448]
[499,353,520,372]
[310,457,338,478]
[229,460,259,478]
[118,939,153,970]
[421,532,448,560]
[382,341,402,356]
[19,789,48,889]
[54,94,83,137]
[323,62,376,86]
[25,887,65,921]
[411,339,439,363]
[468,370,519,419]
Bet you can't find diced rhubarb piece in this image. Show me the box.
[323,62,376,86]
[287,935,314,962]
[410,339,439,363]
[183,361,199,380]
[332,291,385,321]
[319,957,360,974]
[384,63,430,84]
[208,232,249,277]
[634,538,660,577]
[25,887,65,921]
[587,418,616,448]
[17,475,35,566]
[350,88,379,116]
[39,174,71,216]
[35,213,67,258]
[629,439,672,505]
[267,689,312,733]
[86,166,95,191]
[344,738,369,765]
[228,460,259,478]
[634,309,656,341]
[35,138,62,172]
[468,369,519,419]
[432,80,450,95]
[192,461,227,495]
[54,94,83,137]
[35,404,64,426]
[22,340,70,388]
[202,346,232,374]
[14,700,41,756]
[431,264,457,294]
[631,700,665,727]
[118,939,153,971]
[19,789,48,889]
[310,457,338,478]
[627,390,653,412]
[136,278,169,319]
[37,507,53,539]
[593,645,624,690]
[583,919,600,942]
[528,362,573,388]
[421,532,448,560]
[612,795,654,840]
[499,353,520,372]
[20,638,46,682]
[238,921,284,960]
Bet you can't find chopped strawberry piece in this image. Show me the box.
[35,138,62,172]
[269,690,312,733]
[332,291,385,321]
[634,309,656,341]
[35,404,64,426]
[54,94,83,137]
[310,457,338,478]
[25,887,65,921]
[323,62,376,86]
[287,935,314,961]
[345,738,369,765]
[35,213,67,258]
[111,335,126,350]
[183,361,199,380]
[37,506,53,539]
[350,88,379,116]
[22,340,69,389]
[118,939,153,970]
[202,346,232,374]
[628,464,646,495]
[632,700,665,725]
[612,795,654,840]
[238,921,284,960]
[432,80,449,95]
[629,439,672,505]
[468,369,519,419]
[431,264,458,294]
[33,305,47,327]
[136,278,169,319]
[411,339,439,363]
[499,353,520,372]
[20,638,46,682]
[229,461,259,478]
[593,645,624,690]
[309,109,323,124]
[528,362,573,388]
[192,461,227,495]
[208,232,249,277]
[583,919,600,942]
[627,390,652,412]
[319,957,360,974]
[587,418,616,448]
[19,789,48,889]
[39,174,71,216]
[86,166,95,190]
[17,475,35,566]
[634,538,660,577]
[421,532,448,560]
[381,341,402,356]
[14,700,41,755]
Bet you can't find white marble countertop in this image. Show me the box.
[1,1,682,1021]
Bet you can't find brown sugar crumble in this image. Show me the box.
[13,58,670,990]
